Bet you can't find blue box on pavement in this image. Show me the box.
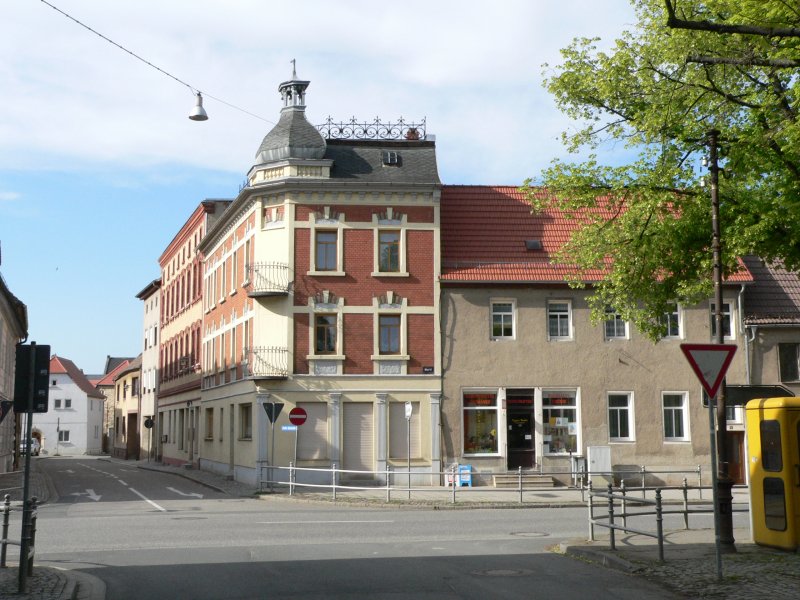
[458,465,472,487]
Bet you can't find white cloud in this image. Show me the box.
[0,191,20,202]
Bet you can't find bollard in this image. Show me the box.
[451,464,457,505]
[386,466,392,503]
[620,481,627,530]
[697,464,703,500]
[682,477,689,529]
[607,482,615,551]
[640,465,646,499]
[656,488,664,562]
[289,462,294,497]
[1,494,10,567]
[518,466,523,504]
[588,480,595,541]
[332,463,337,501]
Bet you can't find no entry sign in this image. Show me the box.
[289,407,307,426]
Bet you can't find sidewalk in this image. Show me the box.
[2,458,798,600]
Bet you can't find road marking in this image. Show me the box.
[167,487,204,499]
[69,489,102,502]
[118,480,128,486]
[127,487,167,512]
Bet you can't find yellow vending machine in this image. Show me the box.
[745,397,800,550]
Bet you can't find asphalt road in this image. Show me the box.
[35,457,681,599]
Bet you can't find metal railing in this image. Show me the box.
[246,262,291,295]
[256,463,716,505]
[587,480,748,561]
[248,347,289,378]
[1,494,38,572]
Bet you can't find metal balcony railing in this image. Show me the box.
[248,346,289,378]
[246,263,291,296]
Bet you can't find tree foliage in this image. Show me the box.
[525,0,800,339]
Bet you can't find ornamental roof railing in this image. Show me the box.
[316,116,426,141]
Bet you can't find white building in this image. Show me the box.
[136,279,161,460]
[33,355,105,456]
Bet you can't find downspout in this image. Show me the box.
[737,285,751,384]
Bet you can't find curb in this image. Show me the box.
[135,463,230,495]
[560,543,641,573]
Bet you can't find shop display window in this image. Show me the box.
[542,390,578,454]
[463,392,498,454]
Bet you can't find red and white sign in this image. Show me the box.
[288,407,307,426]
[680,343,737,398]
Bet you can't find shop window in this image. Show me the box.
[778,343,800,382]
[543,390,578,454]
[463,392,498,454]
[491,301,515,340]
[389,401,420,459]
[662,392,689,441]
[548,301,572,340]
[608,392,634,441]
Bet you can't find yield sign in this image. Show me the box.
[680,343,737,398]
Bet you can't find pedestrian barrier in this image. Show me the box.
[0,494,38,573]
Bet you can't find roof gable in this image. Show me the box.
[50,355,105,399]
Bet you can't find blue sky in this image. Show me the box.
[1,0,636,374]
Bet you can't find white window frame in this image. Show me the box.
[373,228,409,277]
[710,301,734,340]
[309,212,345,276]
[608,392,635,442]
[603,308,628,340]
[239,403,252,440]
[462,390,500,456]
[547,300,573,341]
[662,392,690,442]
[490,299,516,340]
[661,303,682,339]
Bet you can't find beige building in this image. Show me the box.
[112,355,142,459]
[440,186,754,486]
[158,200,230,467]
[0,272,27,472]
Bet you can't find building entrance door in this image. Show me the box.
[507,411,535,470]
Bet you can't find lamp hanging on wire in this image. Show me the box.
[189,92,208,121]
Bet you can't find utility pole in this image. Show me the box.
[707,128,736,552]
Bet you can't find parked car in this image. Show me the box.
[20,438,40,456]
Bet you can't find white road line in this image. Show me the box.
[127,487,167,512]
[255,520,394,524]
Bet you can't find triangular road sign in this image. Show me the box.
[680,343,737,398]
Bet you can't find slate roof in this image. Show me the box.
[255,106,327,163]
[440,185,753,285]
[742,256,800,325]
[325,140,440,185]
[92,359,132,387]
[50,356,105,399]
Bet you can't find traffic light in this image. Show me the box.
[14,343,50,413]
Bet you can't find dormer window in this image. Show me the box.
[382,151,399,166]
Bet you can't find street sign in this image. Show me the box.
[680,343,737,398]
[289,407,307,426]
[262,402,284,424]
[405,401,413,420]
[281,425,298,432]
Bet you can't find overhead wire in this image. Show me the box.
[39,0,274,124]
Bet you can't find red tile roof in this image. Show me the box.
[440,185,752,284]
[93,359,131,387]
[51,355,105,399]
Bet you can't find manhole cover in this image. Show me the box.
[472,569,533,577]
[510,531,550,538]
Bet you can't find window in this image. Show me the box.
[231,249,238,291]
[296,403,328,460]
[315,231,338,271]
[54,399,61,409]
[608,393,634,441]
[663,392,689,441]
[543,390,578,453]
[661,304,681,338]
[315,315,337,354]
[710,302,733,339]
[379,315,401,354]
[219,407,224,442]
[463,392,498,454]
[239,404,252,439]
[604,308,627,339]
[761,420,782,472]
[378,230,400,273]
[65,398,72,409]
[548,301,572,340]
[389,401,420,459]
[58,430,70,442]
[778,343,800,382]
[205,408,214,440]
[491,301,515,339]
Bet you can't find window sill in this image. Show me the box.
[230,289,237,297]
[463,452,500,457]
[238,437,253,442]
[371,271,409,278]
[609,439,636,444]
[307,354,345,361]
[548,337,573,342]
[308,270,346,277]
[371,354,410,361]
[663,439,690,444]
[490,336,515,342]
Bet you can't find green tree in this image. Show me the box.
[526,0,800,339]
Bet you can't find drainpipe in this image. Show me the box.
[738,285,750,384]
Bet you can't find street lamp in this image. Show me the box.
[706,129,736,553]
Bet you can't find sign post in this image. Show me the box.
[680,343,737,581]
[405,401,412,499]
[288,407,307,471]
[262,402,284,492]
